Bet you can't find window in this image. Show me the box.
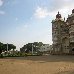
[47,47,49,48]
[70,32,74,36]
[73,20,74,23]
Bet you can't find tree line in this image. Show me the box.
[0,42,16,54]
[20,42,44,53]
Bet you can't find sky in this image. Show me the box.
[0,0,74,50]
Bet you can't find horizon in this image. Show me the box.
[0,0,74,50]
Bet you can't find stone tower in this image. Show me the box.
[66,9,74,53]
[52,12,69,54]
[52,9,74,54]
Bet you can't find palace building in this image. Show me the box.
[52,9,74,54]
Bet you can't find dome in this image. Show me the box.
[72,9,74,13]
[56,11,61,18]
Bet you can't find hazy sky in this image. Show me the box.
[0,0,74,50]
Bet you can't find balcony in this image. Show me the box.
[70,37,74,42]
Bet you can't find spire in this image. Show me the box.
[72,9,74,13]
[56,11,61,18]
[58,11,59,14]
[64,17,65,21]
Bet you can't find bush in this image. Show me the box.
[0,54,3,58]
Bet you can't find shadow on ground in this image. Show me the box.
[56,70,74,74]
[3,55,74,63]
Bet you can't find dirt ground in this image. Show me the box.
[0,55,74,74]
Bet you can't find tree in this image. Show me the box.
[26,43,32,53]
[38,42,43,47]
[3,44,16,51]
[9,44,16,51]
[20,42,44,54]
[0,42,4,54]
[20,45,27,53]
[0,42,16,54]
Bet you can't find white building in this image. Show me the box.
[39,44,50,52]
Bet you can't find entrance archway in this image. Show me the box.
[72,48,74,51]
[62,37,69,53]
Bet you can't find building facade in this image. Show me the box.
[39,44,50,52]
[52,9,74,54]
